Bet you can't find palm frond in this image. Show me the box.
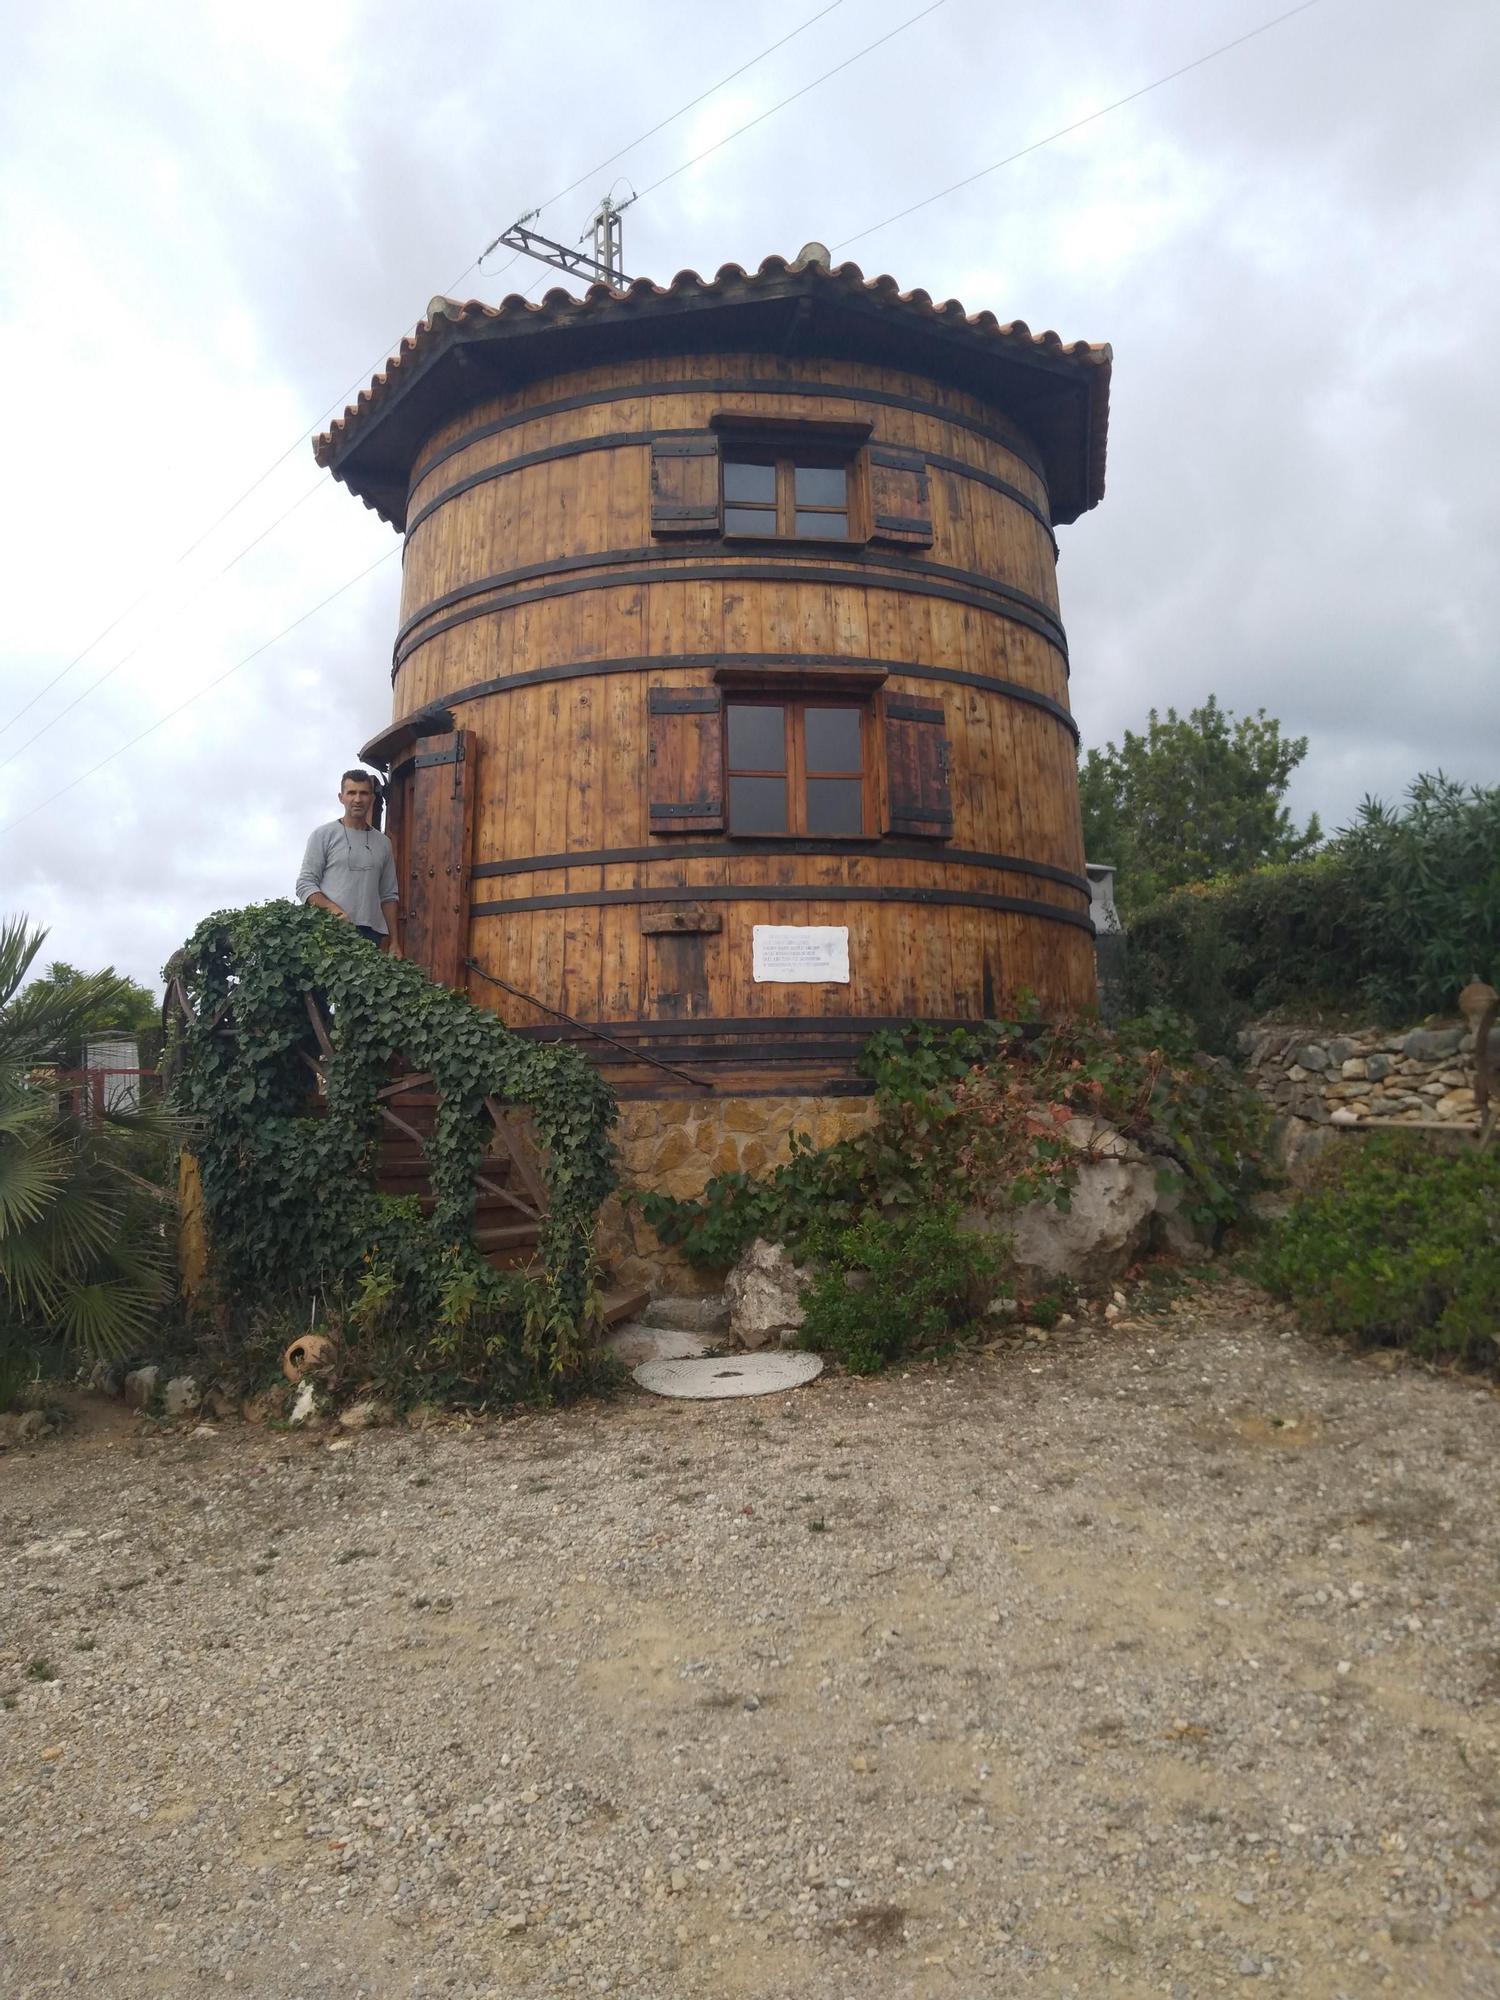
[0,1089,57,1142]
[0,915,175,1358]
[0,918,48,1012]
[7,1173,126,1272]
[0,1136,71,1235]
[0,1231,65,1315]
[51,1274,162,1360]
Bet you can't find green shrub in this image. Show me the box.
[1258,1136,1500,1368]
[639,1016,1266,1352]
[2,917,176,1365]
[796,1206,1003,1375]
[1128,775,1500,1047]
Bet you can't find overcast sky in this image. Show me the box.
[2,0,1496,994]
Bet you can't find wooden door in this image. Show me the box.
[403,729,475,987]
[381,760,411,960]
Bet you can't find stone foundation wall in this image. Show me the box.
[597,1094,879,1295]
[1242,1019,1482,1173]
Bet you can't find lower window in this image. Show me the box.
[725,700,867,837]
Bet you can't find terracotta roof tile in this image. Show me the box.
[314,255,1110,524]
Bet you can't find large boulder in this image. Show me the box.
[725,1238,810,1351]
[1007,1157,1159,1286]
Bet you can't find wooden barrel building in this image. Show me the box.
[314,252,1111,1284]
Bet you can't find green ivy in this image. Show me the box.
[639,1015,1264,1272]
[169,901,617,1388]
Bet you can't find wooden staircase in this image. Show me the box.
[163,969,647,1330]
[370,1087,546,1270]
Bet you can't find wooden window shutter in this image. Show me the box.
[867,447,933,548]
[883,696,953,838]
[648,688,724,832]
[405,728,476,986]
[650,434,720,536]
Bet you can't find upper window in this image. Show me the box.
[725,699,867,836]
[722,452,851,541]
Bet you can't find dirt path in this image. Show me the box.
[2,1280,1497,1999]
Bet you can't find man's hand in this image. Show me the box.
[307,892,352,921]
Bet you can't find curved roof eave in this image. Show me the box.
[314,254,1111,529]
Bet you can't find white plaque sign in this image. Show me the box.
[752,924,850,984]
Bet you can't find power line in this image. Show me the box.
[0,548,399,840]
[1,0,852,742]
[479,0,849,262]
[835,0,1326,252]
[0,477,333,777]
[633,0,946,203]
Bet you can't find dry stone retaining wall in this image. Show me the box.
[1242,1018,1481,1172]
[597,1094,879,1294]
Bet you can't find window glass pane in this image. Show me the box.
[803,707,861,773]
[724,506,775,536]
[806,778,864,836]
[795,510,847,539]
[723,461,776,503]
[727,704,786,771]
[730,774,788,834]
[795,465,847,506]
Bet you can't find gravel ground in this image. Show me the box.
[2,1277,1498,2000]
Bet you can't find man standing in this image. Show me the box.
[296,770,401,953]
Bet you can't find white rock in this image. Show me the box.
[289,1380,322,1425]
[1007,1157,1159,1286]
[338,1400,393,1431]
[162,1376,201,1417]
[123,1365,160,1410]
[724,1239,811,1351]
[1329,1108,1360,1127]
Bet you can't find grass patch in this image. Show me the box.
[24,1659,57,1682]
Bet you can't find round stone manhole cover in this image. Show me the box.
[632,1352,824,1399]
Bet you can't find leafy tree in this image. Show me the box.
[1,919,173,1386]
[23,959,158,1069]
[1079,696,1321,914]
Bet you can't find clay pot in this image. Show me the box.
[282,1332,337,1383]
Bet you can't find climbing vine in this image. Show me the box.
[169,901,617,1388]
[639,1013,1266,1270]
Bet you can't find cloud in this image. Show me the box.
[2,0,1496,991]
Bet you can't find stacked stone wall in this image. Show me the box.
[597,1094,879,1295]
[1242,1018,1481,1172]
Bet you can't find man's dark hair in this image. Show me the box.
[340,768,378,792]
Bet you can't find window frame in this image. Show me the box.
[723,693,873,841]
[711,413,872,548]
[721,449,858,544]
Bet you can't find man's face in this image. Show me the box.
[340,779,374,824]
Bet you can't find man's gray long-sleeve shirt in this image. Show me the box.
[296,821,399,934]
